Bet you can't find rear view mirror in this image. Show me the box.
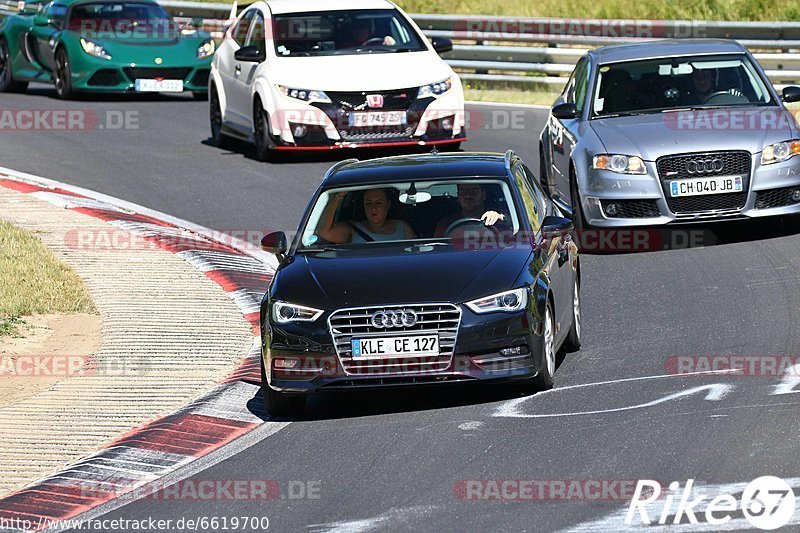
[550,194,573,219]
[782,86,800,103]
[541,216,574,238]
[552,103,578,120]
[261,231,287,255]
[430,37,453,55]
[235,45,265,63]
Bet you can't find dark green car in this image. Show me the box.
[0,0,214,99]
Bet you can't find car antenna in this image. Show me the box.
[430,146,439,155]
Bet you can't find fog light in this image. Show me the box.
[500,346,528,356]
[604,202,620,216]
[293,125,307,138]
[792,189,800,202]
[441,117,454,131]
[274,358,299,369]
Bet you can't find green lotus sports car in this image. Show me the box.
[0,0,215,98]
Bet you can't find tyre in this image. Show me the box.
[208,84,229,148]
[563,279,582,352]
[0,39,28,93]
[253,99,280,162]
[522,300,555,394]
[261,357,306,417]
[54,48,75,100]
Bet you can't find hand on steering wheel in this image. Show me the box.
[444,217,502,236]
[361,37,387,47]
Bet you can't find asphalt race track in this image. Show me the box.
[4,85,800,531]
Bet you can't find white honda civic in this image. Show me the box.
[209,0,466,161]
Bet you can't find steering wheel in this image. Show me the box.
[444,217,501,236]
[361,37,387,47]
[703,90,748,105]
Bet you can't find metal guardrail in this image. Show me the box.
[3,1,799,87]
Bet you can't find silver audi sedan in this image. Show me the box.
[538,39,800,229]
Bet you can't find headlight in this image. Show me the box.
[196,38,216,60]
[593,154,647,175]
[761,140,800,165]
[465,288,528,314]
[417,77,452,99]
[80,38,111,60]
[276,85,331,104]
[272,301,323,324]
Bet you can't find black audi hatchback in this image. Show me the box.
[259,151,582,415]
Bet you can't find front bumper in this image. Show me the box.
[265,82,466,150]
[70,54,210,93]
[578,154,800,227]
[262,306,543,394]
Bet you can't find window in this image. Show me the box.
[232,9,255,46]
[513,165,542,233]
[272,9,427,57]
[562,57,587,105]
[246,12,267,56]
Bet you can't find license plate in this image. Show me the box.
[135,79,184,93]
[350,111,406,128]
[351,335,439,359]
[669,175,743,197]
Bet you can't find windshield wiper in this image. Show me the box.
[298,246,347,253]
[594,111,651,119]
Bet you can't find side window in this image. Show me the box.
[246,12,267,56]
[232,9,256,46]
[513,164,542,233]
[49,4,67,28]
[563,57,587,105]
[522,165,548,216]
[574,59,589,111]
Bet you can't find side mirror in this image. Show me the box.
[552,102,578,120]
[550,194,573,219]
[430,37,453,55]
[234,45,265,63]
[782,86,800,104]
[261,231,287,255]
[541,215,574,239]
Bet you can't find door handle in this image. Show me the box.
[234,64,241,76]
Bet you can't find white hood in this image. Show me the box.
[269,51,453,92]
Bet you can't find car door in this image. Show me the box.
[237,10,267,132]
[549,57,588,198]
[517,163,572,336]
[28,2,65,71]
[217,8,255,128]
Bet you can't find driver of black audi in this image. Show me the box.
[317,188,415,243]
[434,184,506,236]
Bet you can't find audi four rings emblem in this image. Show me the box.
[371,309,418,328]
[686,159,724,175]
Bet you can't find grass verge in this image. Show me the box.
[0,220,96,337]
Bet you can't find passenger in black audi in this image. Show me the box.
[317,188,415,243]
[434,184,507,236]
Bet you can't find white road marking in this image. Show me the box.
[458,421,483,431]
[772,363,800,395]
[494,370,739,419]
[307,506,437,533]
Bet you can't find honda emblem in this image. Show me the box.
[366,94,384,109]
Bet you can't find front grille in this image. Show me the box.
[123,67,191,82]
[328,304,460,375]
[340,128,414,142]
[88,69,121,86]
[327,88,417,111]
[189,69,210,87]
[601,199,660,218]
[656,151,752,214]
[755,186,800,209]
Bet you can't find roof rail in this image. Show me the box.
[503,149,517,173]
[323,158,359,181]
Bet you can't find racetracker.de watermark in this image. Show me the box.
[665,355,800,377]
[0,109,139,131]
[63,228,271,252]
[0,355,95,378]
[451,18,708,39]
[664,109,800,131]
[78,479,321,501]
[453,479,649,501]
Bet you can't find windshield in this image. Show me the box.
[67,2,175,34]
[297,180,521,250]
[273,9,428,57]
[591,55,774,117]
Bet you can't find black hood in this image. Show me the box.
[271,244,533,309]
